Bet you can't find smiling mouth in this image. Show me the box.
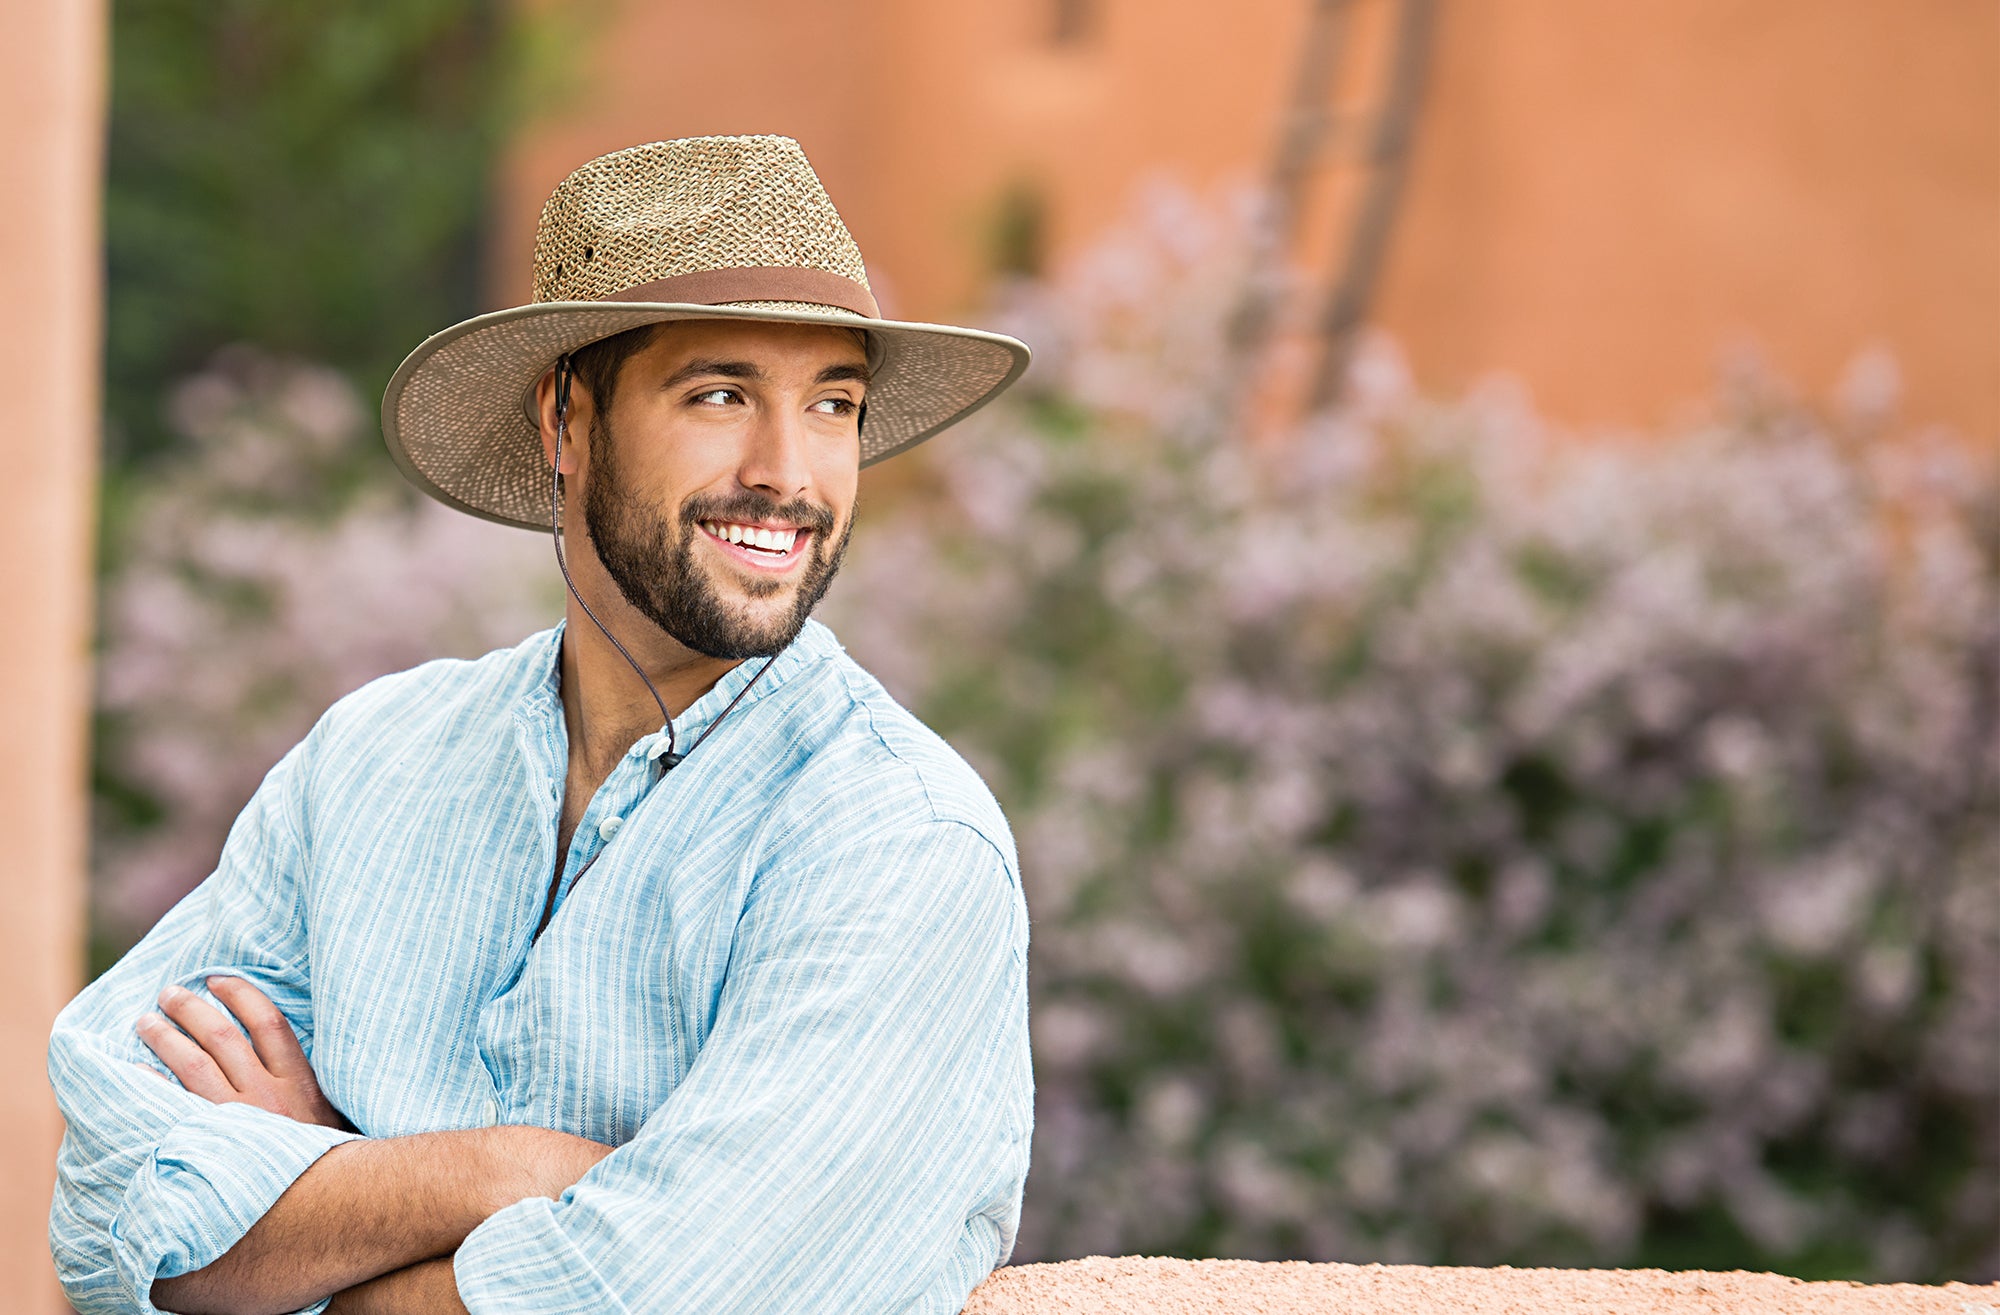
[700,519,811,569]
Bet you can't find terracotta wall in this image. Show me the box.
[1380,0,2000,434]
[498,0,1997,438]
[0,0,104,1307]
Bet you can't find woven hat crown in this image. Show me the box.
[531,135,870,305]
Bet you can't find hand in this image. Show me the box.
[138,975,355,1132]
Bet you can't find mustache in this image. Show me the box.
[679,492,837,535]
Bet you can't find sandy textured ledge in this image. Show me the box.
[961,1256,1998,1314]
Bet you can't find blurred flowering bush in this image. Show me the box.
[93,201,1997,1283]
[92,347,558,949]
[826,202,1999,1280]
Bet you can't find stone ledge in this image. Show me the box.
[961,1256,1998,1314]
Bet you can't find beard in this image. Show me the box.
[580,414,852,660]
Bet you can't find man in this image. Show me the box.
[49,136,1034,1314]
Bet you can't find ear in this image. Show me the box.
[533,367,583,475]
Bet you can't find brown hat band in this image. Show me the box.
[599,266,880,318]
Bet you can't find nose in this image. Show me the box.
[737,402,812,501]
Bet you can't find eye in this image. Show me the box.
[810,396,859,416]
[691,387,740,407]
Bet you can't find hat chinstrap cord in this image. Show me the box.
[547,353,778,774]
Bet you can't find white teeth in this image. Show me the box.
[706,522,799,554]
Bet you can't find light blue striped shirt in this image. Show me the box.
[48,620,1032,1314]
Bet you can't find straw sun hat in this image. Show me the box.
[381,135,1032,530]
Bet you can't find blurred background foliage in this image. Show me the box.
[91,0,1998,1289]
[103,0,528,467]
[92,0,552,971]
[824,212,1997,1280]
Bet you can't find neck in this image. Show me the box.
[556,581,739,774]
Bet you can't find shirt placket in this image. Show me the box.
[541,742,657,934]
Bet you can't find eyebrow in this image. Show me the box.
[661,358,873,391]
[662,359,763,389]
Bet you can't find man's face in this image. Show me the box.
[577,319,867,660]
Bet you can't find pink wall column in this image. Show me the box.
[0,0,106,1306]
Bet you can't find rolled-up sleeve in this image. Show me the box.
[48,738,361,1315]
[452,817,1033,1314]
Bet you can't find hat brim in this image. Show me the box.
[380,300,1031,531]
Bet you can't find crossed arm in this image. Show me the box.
[54,790,1029,1315]
[135,977,611,1315]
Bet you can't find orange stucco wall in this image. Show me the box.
[0,0,104,1306]
[1382,0,2000,435]
[498,0,1997,439]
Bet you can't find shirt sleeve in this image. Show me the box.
[452,816,1034,1315]
[47,736,362,1315]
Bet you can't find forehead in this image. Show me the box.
[638,318,870,373]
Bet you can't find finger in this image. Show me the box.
[127,1060,170,1083]
[208,975,311,1080]
[157,984,266,1090]
[135,1012,236,1103]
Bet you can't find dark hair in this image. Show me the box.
[566,322,665,421]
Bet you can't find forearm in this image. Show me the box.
[150,1131,486,1315]
[50,1031,361,1307]
[152,1125,609,1315]
[329,1259,467,1315]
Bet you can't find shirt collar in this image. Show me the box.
[525,618,841,765]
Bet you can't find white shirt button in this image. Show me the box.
[484,1097,500,1125]
[598,815,624,842]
